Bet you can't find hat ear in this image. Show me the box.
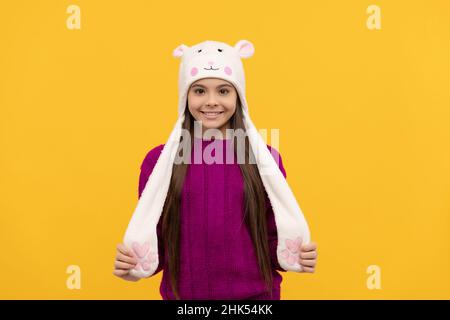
[173,44,189,58]
[234,40,255,58]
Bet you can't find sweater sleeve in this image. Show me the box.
[138,144,165,276]
[265,145,287,272]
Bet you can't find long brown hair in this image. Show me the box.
[161,97,273,299]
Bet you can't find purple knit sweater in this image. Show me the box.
[138,137,287,300]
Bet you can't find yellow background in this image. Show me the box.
[1,0,449,299]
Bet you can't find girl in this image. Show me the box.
[113,40,318,300]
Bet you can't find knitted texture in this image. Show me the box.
[138,137,287,300]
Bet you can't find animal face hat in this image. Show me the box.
[123,40,311,278]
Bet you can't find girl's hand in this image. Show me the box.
[113,243,140,282]
[299,241,318,273]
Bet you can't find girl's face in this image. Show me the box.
[187,78,237,137]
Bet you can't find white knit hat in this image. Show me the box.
[123,40,311,278]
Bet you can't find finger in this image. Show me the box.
[117,244,135,258]
[302,266,315,273]
[301,242,317,252]
[116,252,138,264]
[300,251,317,259]
[299,259,316,267]
[115,260,136,270]
[113,269,130,277]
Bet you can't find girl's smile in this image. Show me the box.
[200,110,225,120]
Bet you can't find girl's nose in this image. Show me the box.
[206,99,218,106]
[208,61,214,65]
[206,96,219,106]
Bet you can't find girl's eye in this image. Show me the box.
[219,89,229,95]
[217,48,223,52]
[194,88,204,94]
[198,49,202,53]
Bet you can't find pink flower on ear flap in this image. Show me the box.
[132,241,157,272]
[173,44,189,58]
[132,241,149,258]
[281,237,302,266]
[234,40,255,58]
[286,237,302,254]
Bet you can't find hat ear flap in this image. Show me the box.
[234,40,255,58]
[173,44,189,58]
